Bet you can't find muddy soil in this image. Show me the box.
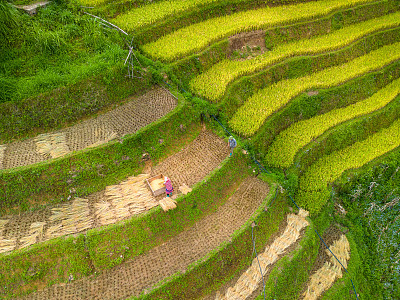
[0,88,177,169]
[19,177,269,300]
[229,30,267,58]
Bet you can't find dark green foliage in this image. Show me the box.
[0,0,19,46]
[333,154,400,299]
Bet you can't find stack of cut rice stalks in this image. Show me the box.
[105,174,158,221]
[35,132,70,158]
[45,197,93,240]
[303,234,350,300]
[0,144,6,169]
[94,201,116,227]
[0,219,16,254]
[87,128,118,149]
[19,222,46,249]
[216,209,309,300]
[159,197,177,211]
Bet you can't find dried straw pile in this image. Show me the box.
[46,197,93,240]
[179,184,192,195]
[216,209,309,300]
[87,130,118,148]
[159,197,177,211]
[35,132,70,158]
[303,234,350,300]
[98,174,158,225]
[19,222,46,249]
[0,219,16,254]
[0,144,6,169]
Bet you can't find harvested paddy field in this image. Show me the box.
[0,88,177,169]
[18,177,269,300]
[0,130,227,254]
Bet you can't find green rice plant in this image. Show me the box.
[190,12,400,101]
[141,0,373,61]
[296,118,400,213]
[265,77,400,168]
[229,42,400,136]
[112,0,230,32]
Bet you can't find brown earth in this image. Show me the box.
[19,177,269,300]
[0,88,177,170]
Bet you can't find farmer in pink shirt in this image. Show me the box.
[164,176,173,197]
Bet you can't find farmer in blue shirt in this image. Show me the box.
[228,136,237,157]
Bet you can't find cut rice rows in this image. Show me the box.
[0,131,227,254]
[0,88,176,170]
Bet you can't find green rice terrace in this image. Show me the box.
[1,0,400,298]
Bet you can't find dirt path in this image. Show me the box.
[0,88,177,170]
[0,131,228,254]
[19,177,269,300]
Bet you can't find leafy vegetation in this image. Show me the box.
[334,156,400,299]
[0,2,128,104]
[189,12,400,101]
[265,77,400,168]
[141,0,373,61]
[229,42,400,136]
[297,118,400,214]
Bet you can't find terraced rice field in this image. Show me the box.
[18,177,269,300]
[3,0,400,298]
[0,130,227,254]
[0,88,176,169]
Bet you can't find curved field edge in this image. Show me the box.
[296,118,400,214]
[0,93,197,215]
[229,42,400,136]
[0,149,250,299]
[112,0,290,33]
[0,64,152,143]
[129,178,287,299]
[169,0,398,90]
[141,0,377,61]
[265,77,400,169]
[218,26,400,121]
[252,60,400,160]
[189,12,400,102]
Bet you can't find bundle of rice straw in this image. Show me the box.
[87,129,118,148]
[303,234,350,300]
[0,237,16,253]
[179,184,192,195]
[216,209,309,300]
[19,222,46,249]
[105,174,158,221]
[45,198,93,240]
[159,197,177,211]
[0,144,6,169]
[94,201,116,226]
[35,132,70,158]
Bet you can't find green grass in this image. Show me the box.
[229,42,400,136]
[265,77,400,168]
[297,118,400,213]
[141,0,373,61]
[189,12,400,101]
